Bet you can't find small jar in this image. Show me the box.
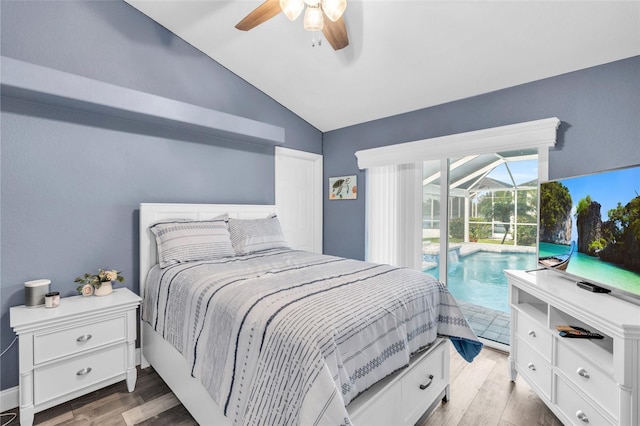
[44,292,60,308]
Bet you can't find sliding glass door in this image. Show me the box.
[422,150,539,346]
[421,159,444,280]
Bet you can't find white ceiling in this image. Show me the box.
[125,1,640,132]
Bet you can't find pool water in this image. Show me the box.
[425,251,537,313]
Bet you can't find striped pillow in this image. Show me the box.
[150,218,234,268]
[228,215,289,255]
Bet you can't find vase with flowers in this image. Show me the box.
[75,268,124,296]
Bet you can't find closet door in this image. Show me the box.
[275,147,323,253]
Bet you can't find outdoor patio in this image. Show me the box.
[458,301,510,345]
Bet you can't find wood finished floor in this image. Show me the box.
[2,346,561,426]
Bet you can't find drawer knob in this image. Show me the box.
[76,367,92,376]
[77,334,92,342]
[576,410,589,423]
[419,374,434,390]
[577,367,590,379]
[527,362,536,371]
[527,330,536,338]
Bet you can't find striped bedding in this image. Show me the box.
[142,248,481,425]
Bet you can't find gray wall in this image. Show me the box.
[0,1,321,391]
[323,56,640,260]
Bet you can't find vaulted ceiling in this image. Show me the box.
[125,1,640,132]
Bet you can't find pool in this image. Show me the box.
[424,250,537,313]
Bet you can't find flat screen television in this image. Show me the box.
[538,165,640,299]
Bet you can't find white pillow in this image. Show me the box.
[150,218,234,268]
[228,215,289,255]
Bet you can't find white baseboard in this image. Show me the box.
[0,348,142,412]
[0,386,18,412]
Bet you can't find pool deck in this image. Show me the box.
[458,301,510,345]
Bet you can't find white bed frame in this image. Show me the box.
[139,203,450,425]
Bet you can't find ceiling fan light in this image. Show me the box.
[321,0,346,22]
[303,5,324,31]
[280,0,304,21]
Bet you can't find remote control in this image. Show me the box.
[577,281,611,293]
[556,325,604,339]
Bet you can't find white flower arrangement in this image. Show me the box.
[75,268,124,293]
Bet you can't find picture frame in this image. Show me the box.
[329,175,357,200]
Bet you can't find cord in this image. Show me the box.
[0,337,17,357]
[0,338,19,425]
[1,413,17,426]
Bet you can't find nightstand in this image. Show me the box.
[10,287,141,426]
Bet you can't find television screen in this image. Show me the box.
[538,165,640,298]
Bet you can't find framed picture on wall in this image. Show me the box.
[329,175,357,200]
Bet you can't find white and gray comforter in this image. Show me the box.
[142,248,481,425]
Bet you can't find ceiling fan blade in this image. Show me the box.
[322,15,349,50]
[235,0,282,31]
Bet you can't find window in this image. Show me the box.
[356,117,559,269]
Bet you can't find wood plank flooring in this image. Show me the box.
[420,345,562,426]
[2,346,561,425]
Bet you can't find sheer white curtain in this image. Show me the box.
[366,163,422,269]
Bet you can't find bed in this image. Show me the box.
[139,203,481,425]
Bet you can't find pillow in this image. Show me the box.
[228,214,289,255]
[150,218,234,268]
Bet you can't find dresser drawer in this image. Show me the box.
[514,310,551,362]
[514,337,552,400]
[33,343,126,405]
[556,376,614,426]
[34,315,127,364]
[400,340,447,424]
[556,339,617,417]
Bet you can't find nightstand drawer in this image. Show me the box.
[34,315,126,364]
[33,343,126,405]
[556,340,617,417]
[515,310,551,362]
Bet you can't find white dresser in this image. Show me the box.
[10,287,141,426]
[506,269,640,426]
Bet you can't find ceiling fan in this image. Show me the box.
[235,0,349,50]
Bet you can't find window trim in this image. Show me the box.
[358,117,560,270]
[355,117,560,171]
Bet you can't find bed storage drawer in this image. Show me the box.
[400,339,447,424]
[350,381,402,426]
[348,339,449,426]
